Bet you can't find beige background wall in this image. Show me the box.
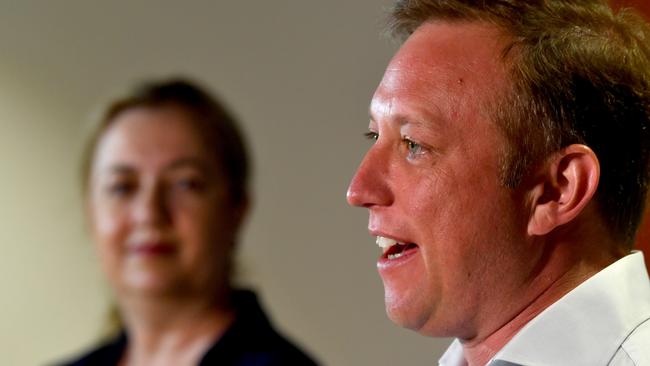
[0,1,452,365]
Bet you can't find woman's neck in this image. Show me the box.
[117,292,235,366]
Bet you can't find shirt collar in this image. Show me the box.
[439,339,466,366]
[439,252,650,366]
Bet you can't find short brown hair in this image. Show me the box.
[390,0,650,245]
[82,78,250,207]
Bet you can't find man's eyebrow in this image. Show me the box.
[368,109,436,129]
[369,97,444,129]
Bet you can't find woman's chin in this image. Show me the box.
[117,270,186,297]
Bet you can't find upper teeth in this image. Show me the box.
[376,236,397,249]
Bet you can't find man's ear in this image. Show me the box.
[527,144,600,236]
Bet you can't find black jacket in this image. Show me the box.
[59,290,319,366]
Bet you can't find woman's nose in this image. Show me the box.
[132,183,169,226]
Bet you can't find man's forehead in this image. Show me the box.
[369,82,446,127]
[389,21,506,81]
[370,21,509,123]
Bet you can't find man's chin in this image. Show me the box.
[384,292,457,338]
[385,291,429,332]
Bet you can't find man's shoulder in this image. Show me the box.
[483,253,650,366]
[613,318,650,366]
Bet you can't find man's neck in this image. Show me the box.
[460,271,581,365]
[460,233,623,366]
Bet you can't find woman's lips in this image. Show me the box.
[129,242,176,255]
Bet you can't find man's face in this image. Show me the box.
[347,21,535,339]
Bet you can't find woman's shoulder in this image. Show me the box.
[54,333,125,366]
[200,290,319,366]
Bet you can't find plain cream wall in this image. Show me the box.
[0,1,452,365]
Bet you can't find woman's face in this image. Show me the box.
[88,106,241,299]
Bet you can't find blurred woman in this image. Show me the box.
[63,79,318,366]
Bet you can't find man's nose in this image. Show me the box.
[132,183,169,226]
[346,145,394,208]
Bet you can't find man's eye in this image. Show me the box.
[364,131,379,141]
[403,138,425,159]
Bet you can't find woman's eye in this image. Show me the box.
[175,178,206,192]
[364,131,379,141]
[106,181,136,197]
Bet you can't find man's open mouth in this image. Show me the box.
[376,236,419,260]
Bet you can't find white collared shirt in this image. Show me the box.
[439,251,650,366]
